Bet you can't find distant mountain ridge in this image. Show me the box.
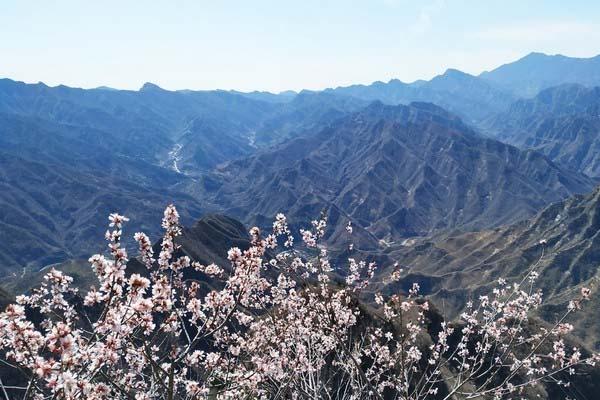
[3,50,600,273]
[485,84,600,176]
[0,78,364,272]
[324,68,516,124]
[319,52,600,126]
[480,52,600,97]
[0,78,365,172]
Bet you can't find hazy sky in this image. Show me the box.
[2,0,600,92]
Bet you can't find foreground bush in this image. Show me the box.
[0,205,597,399]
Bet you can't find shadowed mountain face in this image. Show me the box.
[175,214,250,268]
[0,79,277,171]
[378,185,600,349]
[0,149,204,274]
[485,84,600,176]
[1,214,251,297]
[325,69,515,125]
[480,52,600,98]
[201,102,594,246]
[3,213,600,400]
[0,79,366,273]
[0,79,366,173]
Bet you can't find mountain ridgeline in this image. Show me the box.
[377,185,600,349]
[480,52,600,98]
[2,50,600,292]
[324,69,516,125]
[485,84,600,176]
[0,79,365,272]
[202,101,593,247]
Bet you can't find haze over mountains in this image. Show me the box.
[324,68,516,125]
[485,83,600,176]
[480,52,600,97]
[0,79,366,271]
[324,52,600,124]
[2,50,600,289]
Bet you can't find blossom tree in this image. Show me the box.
[0,205,597,399]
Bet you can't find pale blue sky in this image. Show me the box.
[2,0,600,92]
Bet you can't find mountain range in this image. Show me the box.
[202,101,593,247]
[322,52,600,125]
[0,79,368,271]
[0,54,596,270]
[3,51,600,336]
[484,83,600,176]
[480,52,600,97]
[376,184,600,350]
[324,68,516,125]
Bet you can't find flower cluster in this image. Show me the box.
[0,205,596,399]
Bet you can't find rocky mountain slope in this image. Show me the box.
[201,102,594,247]
[0,148,204,273]
[485,84,600,176]
[0,80,365,273]
[377,185,600,349]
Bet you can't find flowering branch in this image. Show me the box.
[0,206,596,399]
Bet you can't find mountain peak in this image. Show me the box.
[442,68,470,77]
[480,52,600,97]
[522,51,549,59]
[431,68,478,84]
[140,82,165,92]
[95,85,118,91]
[388,78,405,84]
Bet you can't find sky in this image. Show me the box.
[2,0,600,93]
